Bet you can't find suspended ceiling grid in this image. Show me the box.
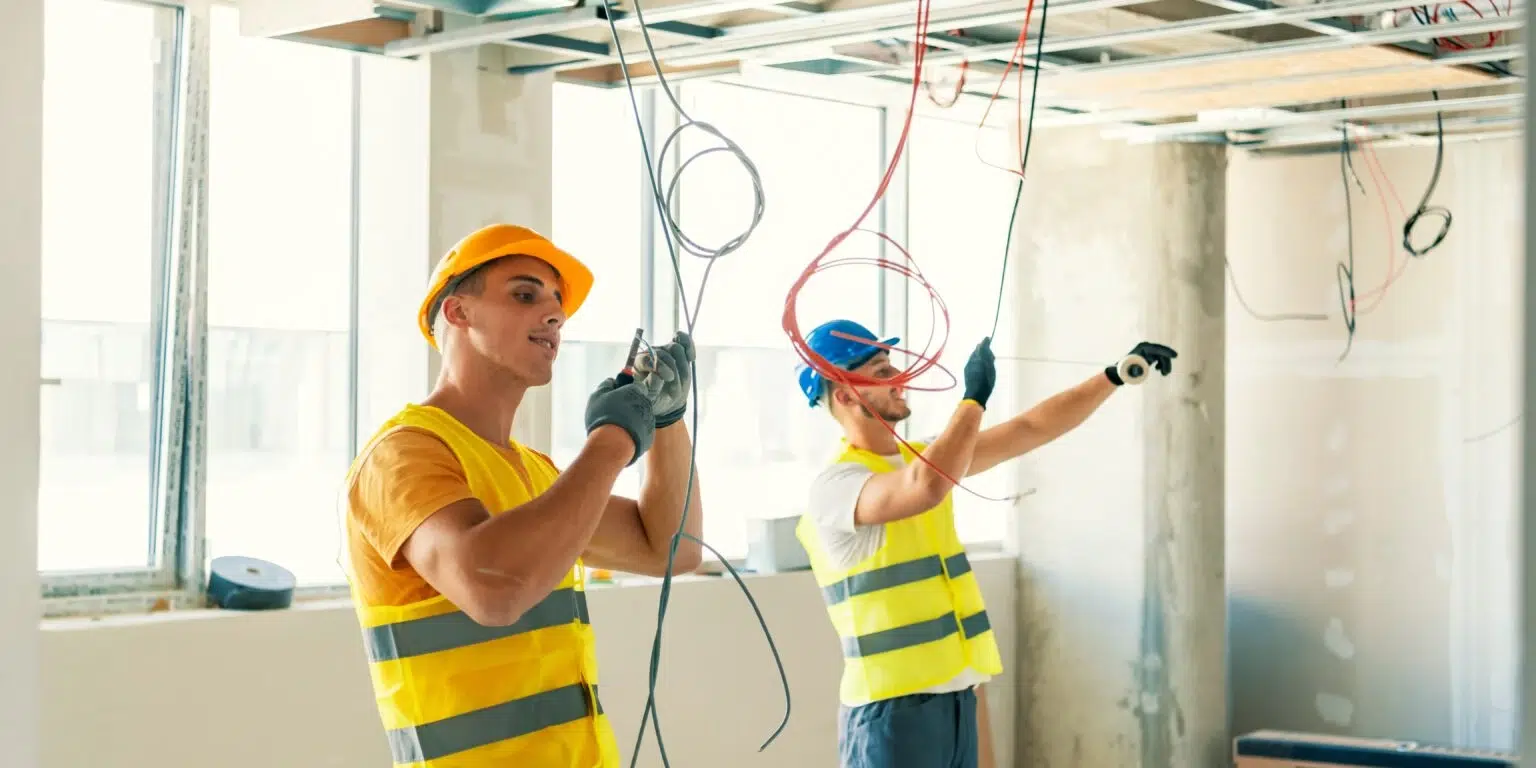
[266,0,1525,151]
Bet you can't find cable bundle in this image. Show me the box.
[780,0,1051,495]
[597,3,786,767]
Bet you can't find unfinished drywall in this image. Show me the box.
[1,2,43,765]
[1226,137,1523,751]
[1007,127,1228,767]
[38,558,1017,768]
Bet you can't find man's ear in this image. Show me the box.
[443,296,470,329]
[833,386,855,408]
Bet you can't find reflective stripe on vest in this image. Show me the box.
[820,552,973,606]
[386,683,606,764]
[362,587,590,663]
[820,551,990,658]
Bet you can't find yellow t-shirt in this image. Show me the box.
[345,425,558,607]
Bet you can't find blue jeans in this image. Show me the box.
[838,688,978,768]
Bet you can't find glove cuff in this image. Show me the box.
[656,405,686,430]
[961,391,990,410]
[1104,365,1124,387]
[587,418,651,466]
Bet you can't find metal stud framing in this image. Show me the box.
[305,0,1527,151]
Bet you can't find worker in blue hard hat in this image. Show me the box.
[793,318,1177,768]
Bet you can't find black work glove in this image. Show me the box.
[962,337,997,409]
[585,375,662,465]
[1104,341,1178,386]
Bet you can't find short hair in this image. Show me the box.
[429,262,493,342]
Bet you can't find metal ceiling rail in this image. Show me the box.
[1042,43,1519,122]
[1190,0,1354,38]
[951,15,1520,99]
[633,0,1151,66]
[903,0,1427,71]
[1046,12,1522,78]
[1246,113,1521,147]
[1105,91,1524,139]
[1022,73,1520,133]
[384,0,806,56]
[1250,127,1521,154]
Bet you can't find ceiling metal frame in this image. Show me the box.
[1243,113,1522,151]
[296,0,1528,150]
[1107,90,1524,140]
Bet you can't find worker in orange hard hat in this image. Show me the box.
[341,223,704,767]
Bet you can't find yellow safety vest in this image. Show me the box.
[796,440,1004,707]
[345,404,621,768]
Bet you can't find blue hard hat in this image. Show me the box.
[796,319,900,407]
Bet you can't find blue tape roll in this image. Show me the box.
[207,556,296,611]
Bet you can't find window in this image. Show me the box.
[38,0,180,574]
[675,83,885,557]
[202,8,430,587]
[906,115,1023,544]
[549,82,650,500]
[550,81,888,560]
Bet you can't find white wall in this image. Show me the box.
[1226,138,1524,750]
[40,557,1016,768]
[1,2,42,767]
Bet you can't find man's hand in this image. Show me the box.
[637,331,695,428]
[585,375,662,465]
[962,337,997,409]
[1105,341,1178,386]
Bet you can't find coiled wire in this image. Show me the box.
[596,2,789,767]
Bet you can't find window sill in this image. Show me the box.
[40,546,1013,626]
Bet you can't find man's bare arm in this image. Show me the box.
[968,372,1115,477]
[399,426,633,626]
[584,422,704,576]
[852,400,985,526]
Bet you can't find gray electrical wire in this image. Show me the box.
[595,3,789,767]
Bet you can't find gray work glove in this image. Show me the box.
[636,331,695,429]
[585,375,663,465]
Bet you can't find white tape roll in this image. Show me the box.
[1118,353,1149,385]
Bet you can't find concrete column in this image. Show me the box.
[424,45,554,450]
[1006,128,1226,767]
[0,1,42,765]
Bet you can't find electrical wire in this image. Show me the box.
[1464,412,1523,443]
[1225,259,1329,323]
[596,2,789,766]
[1402,91,1453,259]
[782,0,1049,504]
[987,1,1049,340]
[1335,118,1360,361]
[1332,90,1456,358]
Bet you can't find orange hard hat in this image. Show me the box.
[417,224,594,348]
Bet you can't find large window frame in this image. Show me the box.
[39,0,401,614]
[544,80,1016,563]
[40,8,1007,615]
[39,0,191,605]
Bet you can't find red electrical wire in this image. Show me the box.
[973,0,1041,177]
[1350,134,1412,314]
[781,0,1009,500]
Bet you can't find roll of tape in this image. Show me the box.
[1118,354,1149,386]
[207,555,296,611]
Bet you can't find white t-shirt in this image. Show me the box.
[806,441,992,704]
